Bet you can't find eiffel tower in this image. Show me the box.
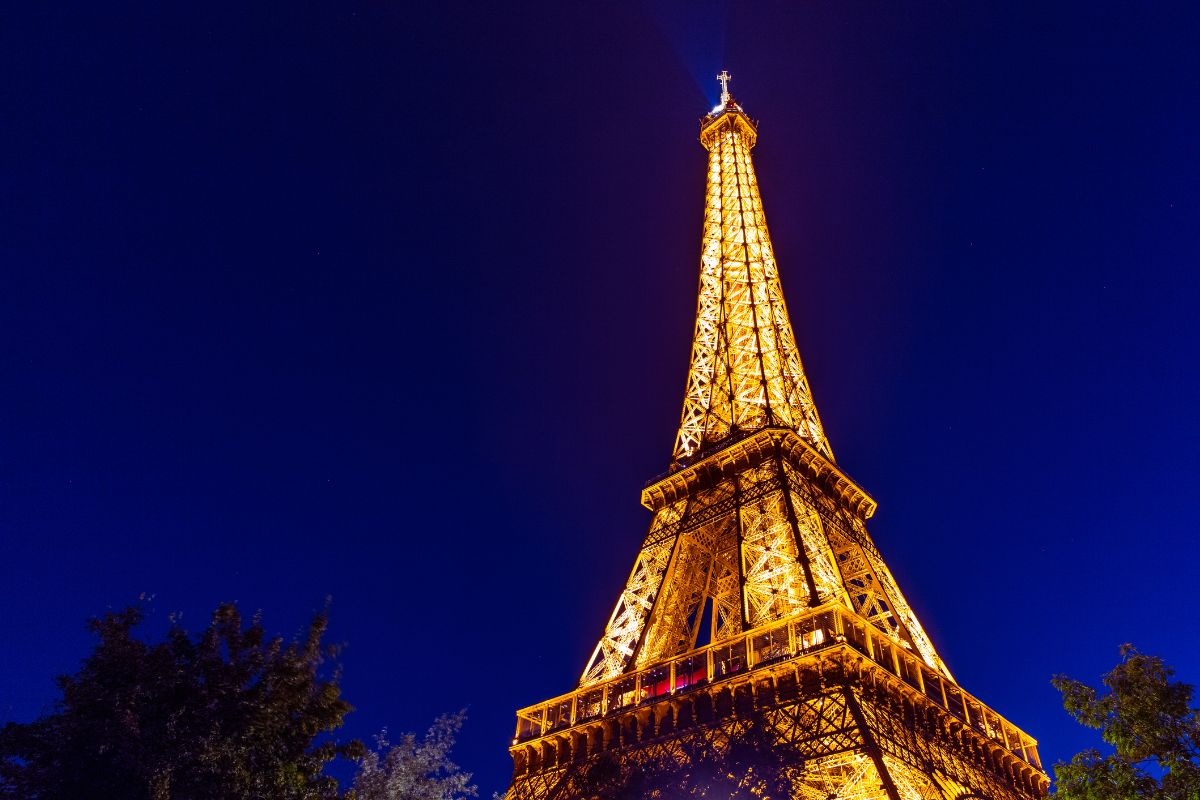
[506,73,1049,800]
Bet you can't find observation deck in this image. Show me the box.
[510,603,1046,793]
[644,427,877,519]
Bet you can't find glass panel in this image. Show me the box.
[944,684,966,721]
[965,698,985,730]
[545,700,572,732]
[875,640,897,674]
[898,655,921,689]
[794,613,828,652]
[643,665,671,700]
[842,615,868,653]
[713,640,747,678]
[922,669,945,706]
[518,709,544,740]
[815,611,836,643]
[751,627,788,665]
[981,709,1003,741]
[516,718,530,740]
[673,654,707,691]
[609,675,638,711]
[576,688,604,722]
[1004,722,1022,753]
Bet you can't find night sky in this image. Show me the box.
[3,2,1200,795]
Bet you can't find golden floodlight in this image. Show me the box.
[504,73,1049,800]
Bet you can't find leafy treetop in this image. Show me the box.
[0,602,359,800]
[1052,644,1200,800]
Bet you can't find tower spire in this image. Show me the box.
[717,69,731,105]
[674,71,829,466]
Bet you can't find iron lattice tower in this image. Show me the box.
[506,75,1048,800]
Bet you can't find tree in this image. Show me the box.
[570,718,800,799]
[0,602,359,800]
[348,711,476,800]
[1052,644,1200,800]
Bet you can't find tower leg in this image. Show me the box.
[842,684,905,800]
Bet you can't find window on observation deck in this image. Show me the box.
[576,687,603,723]
[672,654,707,692]
[609,675,637,711]
[712,640,746,677]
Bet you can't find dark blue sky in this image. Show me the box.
[3,2,1199,795]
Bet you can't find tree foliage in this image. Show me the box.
[0,602,358,800]
[348,711,476,800]
[572,719,799,799]
[1052,644,1200,800]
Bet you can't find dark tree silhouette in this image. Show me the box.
[0,602,359,800]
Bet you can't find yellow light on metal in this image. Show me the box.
[504,72,1048,800]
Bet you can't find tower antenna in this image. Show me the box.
[717,69,731,104]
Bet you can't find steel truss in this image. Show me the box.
[581,428,949,688]
[675,100,828,467]
[510,648,1046,800]
[506,79,1047,800]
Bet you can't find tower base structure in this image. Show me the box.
[508,605,1048,800]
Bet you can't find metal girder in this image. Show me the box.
[514,77,1044,800]
[674,99,829,466]
[509,650,1048,800]
[580,92,952,687]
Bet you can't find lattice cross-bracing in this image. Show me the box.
[505,73,1046,800]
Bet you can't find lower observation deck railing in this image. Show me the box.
[513,603,1042,771]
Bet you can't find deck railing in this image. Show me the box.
[513,603,1041,770]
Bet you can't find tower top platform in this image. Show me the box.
[700,70,758,148]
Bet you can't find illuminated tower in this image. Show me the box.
[506,74,1048,800]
